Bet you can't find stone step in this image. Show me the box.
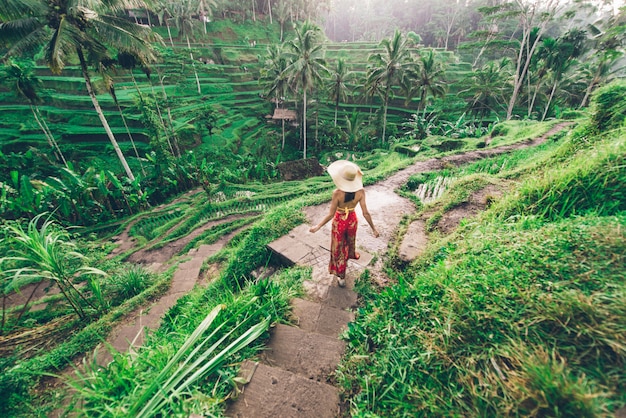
[261,324,345,381]
[323,284,358,310]
[226,361,340,418]
[291,298,354,337]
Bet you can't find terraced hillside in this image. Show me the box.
[0,25,476,174]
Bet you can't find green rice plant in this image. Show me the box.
[0,214,106,328]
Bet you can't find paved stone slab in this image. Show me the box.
[178,257,204,271]
[261,324,345,381]
[226,361,339,418]
[267,235,313,265]
[291,298,354,337]
[399,220,428,262]
[196,243,222,257]
[324,285,358,310]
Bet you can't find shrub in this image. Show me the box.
[589,80,626,133]
[490,123,509,137]
[107,265,154,304]
[433,139,466,152]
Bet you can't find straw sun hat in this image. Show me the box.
[327,160,363,192]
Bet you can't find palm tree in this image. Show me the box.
[328,59,353,127]
[170,0,203,95]
[0,60,69,168]
[96,60,147,176]
[366,30,414,143]
[196,0,217,34]
[540,29,586,120]
[283,21,328,159]
[260,44,290,149]
[406,50,447,114]
[0,0,159,182]
[154,0,176,47]
[461,58,510,119]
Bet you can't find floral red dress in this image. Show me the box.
[329,209,358,279]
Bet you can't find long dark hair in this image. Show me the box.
[344,191,355,203]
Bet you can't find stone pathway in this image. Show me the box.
[96,243,224,365]
[225,123,572,417]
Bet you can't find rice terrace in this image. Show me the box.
[0,0,625,416]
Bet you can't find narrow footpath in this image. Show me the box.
[225,123,570,417]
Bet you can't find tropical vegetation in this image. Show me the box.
[0,0,624,416]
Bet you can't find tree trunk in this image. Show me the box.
[382,86,390,144]
[77,48,136,181]
[282,119,285,150]
[31,105,69,168]
[187,35,202,95]
[506,0,559,120]
[158,76,181,157]
[116,102,146,176]
[268,0,273,24]
[303,89,307,159]
[166,22,174,47]
[542,78,558,121]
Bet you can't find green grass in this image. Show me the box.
[337,126,626,416]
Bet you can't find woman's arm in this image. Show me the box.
[359,191,380,237]
[309,190,340,233]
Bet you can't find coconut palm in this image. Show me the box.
[283,21,328,159]
[260,44,290,149]
[328,59,353,127]
[169,0,203,95]
[366,30,414,143]
[406,50,447,114]
[540,29,586,120]
[0,60,69,168]
[461,58,510,119]
[0,0,159,182]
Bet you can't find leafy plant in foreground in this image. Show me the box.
[0,214,106,330]
[65,300,270,417]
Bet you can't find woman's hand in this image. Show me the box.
[309,225,320,233]
[372,227,380,238]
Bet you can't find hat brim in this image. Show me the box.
[327,160,363,192]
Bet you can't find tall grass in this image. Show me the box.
[338,127,626,416]
[339,216,625,416]
[65,301,270,417]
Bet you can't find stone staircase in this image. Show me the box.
[96,243,223,366]
[226,224,371,417]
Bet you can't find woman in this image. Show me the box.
[309,160,379,287]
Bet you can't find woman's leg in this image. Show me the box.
[329,213,348,279]
[346,212,359,259]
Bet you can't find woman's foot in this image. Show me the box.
[354,252,360,260]
[337,277,346,287]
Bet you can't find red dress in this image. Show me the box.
[329,209,358,279]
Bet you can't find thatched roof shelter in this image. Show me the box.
[272,108,297,120]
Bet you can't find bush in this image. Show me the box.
[590,80,626,133]
[433,139,466,152]
[107,265,154,304]
[490,123,509,137]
